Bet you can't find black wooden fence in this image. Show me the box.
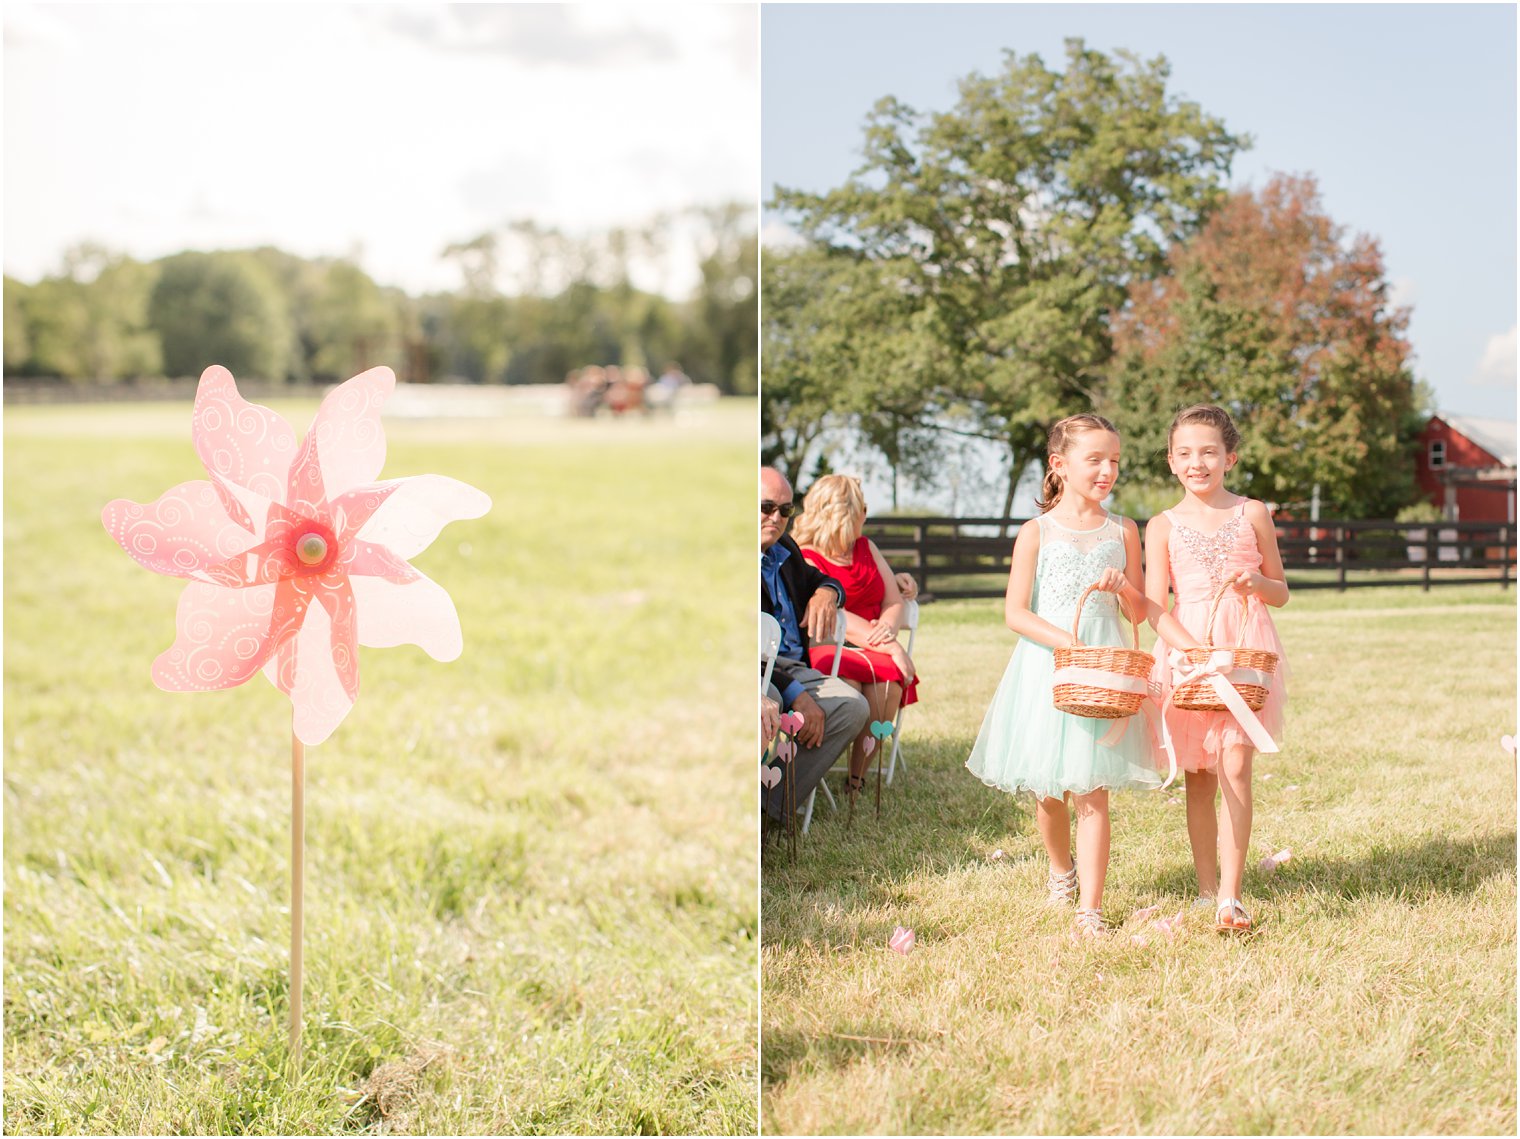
[864,515,1516,600]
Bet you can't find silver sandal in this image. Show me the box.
[1072,908,1107,941]
[1046,863,1079,906]
[1215,896,1252,933]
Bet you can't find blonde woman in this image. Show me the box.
[791,474,920,812]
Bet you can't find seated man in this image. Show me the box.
[761,466,869,827]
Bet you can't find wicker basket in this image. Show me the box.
[1052,584,1154,719]
[1171,581,1279,712]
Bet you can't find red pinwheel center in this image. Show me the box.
[290,521,338,576]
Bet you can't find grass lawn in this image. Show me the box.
[762,584,1516,1135]
[5,397,759,1135]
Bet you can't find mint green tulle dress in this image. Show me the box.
[966,513,1163,799]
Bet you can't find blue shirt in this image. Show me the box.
[761,543,809,708]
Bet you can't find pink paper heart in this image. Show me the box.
[1503,734,1516,755]
[780,711,804,734]
[861,736,876,757]
[888,926,916,955]
[776,737,796,763]
[760,766,781,789]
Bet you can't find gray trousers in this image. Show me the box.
[764,665,871,822]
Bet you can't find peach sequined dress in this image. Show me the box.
[1152,502,1289,770]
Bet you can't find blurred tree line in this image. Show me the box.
[763,40,1426,518]
[4,203,757,395]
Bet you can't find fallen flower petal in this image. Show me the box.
[888,926,916,955]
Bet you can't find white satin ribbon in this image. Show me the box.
[1167,648,1280,755]
[1051,667,1149,694]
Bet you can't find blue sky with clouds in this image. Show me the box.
[763,3,1517,421]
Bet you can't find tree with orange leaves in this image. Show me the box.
[1108,173,1426,517]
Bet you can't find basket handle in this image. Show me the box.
[1200,579,1251,650]
[1069,583,1141,650]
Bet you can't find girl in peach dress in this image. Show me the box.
[1146,405,1290,933]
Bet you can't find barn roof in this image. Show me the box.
[1439,414,1517,466]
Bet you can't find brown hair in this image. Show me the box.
[1167,404,1242,453]
[1037,413,1119,513]
[790,474,868,559]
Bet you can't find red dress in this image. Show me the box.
[801,536,920,706]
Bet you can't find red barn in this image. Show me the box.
[1415,414,1517,522]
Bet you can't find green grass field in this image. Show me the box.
[762,585,1516,1135]
[5,398,759,1135]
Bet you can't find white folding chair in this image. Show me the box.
[885,599,919,785]
[760,613,781,698]
[799,608,847,834]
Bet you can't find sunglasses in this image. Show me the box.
[761,500,797,519]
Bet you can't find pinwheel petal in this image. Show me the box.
[350,572,463,661]
[353,475,491,560]
[286,430,330,521]
[103,481,257,579]
[341,540,421,584]
[192,365,299,508]
[152,579,306,691]
[307,367,395,498]
[311,574,360,701]
[264,595,356,746]
[329,482,404,542]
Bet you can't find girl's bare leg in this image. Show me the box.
[1036,795,1073,874]
[1217,744,1254,901]
[1185,769,1220,897]
[1072,789,1110,911]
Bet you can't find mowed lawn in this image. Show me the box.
[5,398,758,1135]
[762,585,1516,1135]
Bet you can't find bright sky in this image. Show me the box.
[763,2,1518,421]
[4,3,758,299]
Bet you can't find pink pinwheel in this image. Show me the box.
[102,363,488,1067]
[102,364,491,743]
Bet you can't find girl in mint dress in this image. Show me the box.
[967,414,1197,940]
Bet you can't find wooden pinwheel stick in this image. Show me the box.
[290,726,305,1071]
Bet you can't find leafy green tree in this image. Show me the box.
[11,248,161,381]
[82,256,163,379]
[149,252,293,381]
[761,244,947,503]
[684,202,759,394]
[1108,174,1424,517]
[309,261,402,380]
[4,277,32,374]
[17,277,90,378]
[772,39,1247,513]
[760,247,859,480]
[244,246,330,383]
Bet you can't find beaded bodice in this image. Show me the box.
[1030,513,1125,622]
[1165,503,1262,603]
